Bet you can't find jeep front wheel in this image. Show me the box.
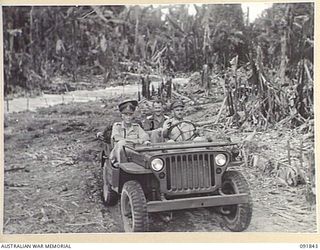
[220,170,252,232]
[120,181,149,232]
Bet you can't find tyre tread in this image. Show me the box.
[121,180,148,232]
[222,170,252,232]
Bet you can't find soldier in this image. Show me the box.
[162,100,199,142]
[143,100,169,143]
[98,99,150,164]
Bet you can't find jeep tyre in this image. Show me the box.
[100,150,106,168]
[101,145,111,168]
[120,181,149,232]
[102,165,118,206]
[220,170,252,232]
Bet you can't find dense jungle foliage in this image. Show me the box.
[3,3,314,125]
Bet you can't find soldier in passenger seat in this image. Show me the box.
[97,99,150,165]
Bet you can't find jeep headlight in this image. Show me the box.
[215,154,227,166]
[151,158,164,171]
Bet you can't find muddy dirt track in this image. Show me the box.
[3,98,317,233]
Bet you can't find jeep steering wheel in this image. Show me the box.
[167,121,198,141]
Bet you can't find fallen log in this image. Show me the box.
[4,166,27,172]
[304,61,313,83]
[121,72,162,82]
[45,202,69,215]
[195,118,217,126]
[172,90,193,102]
[215,97,227,124]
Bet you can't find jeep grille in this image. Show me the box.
[165,153,215,194]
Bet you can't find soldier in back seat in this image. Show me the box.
[142,100,169,143]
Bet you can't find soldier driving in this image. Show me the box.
[98,99,150,164]
[162,100,198,142]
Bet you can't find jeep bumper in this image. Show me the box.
[147,193,249,213]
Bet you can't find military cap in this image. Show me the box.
[118,99,138,113]
[170,100,185,110]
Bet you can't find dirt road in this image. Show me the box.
[3,99,317,233]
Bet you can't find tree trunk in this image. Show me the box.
[134,9,139,57]
[72,18,77,82]
[279,29,287,85]
[279,5,290,85]
[29,7,34,65]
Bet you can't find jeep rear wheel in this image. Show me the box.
[220,170,252,232]
[102,165,118,206]
[120,181,148,232]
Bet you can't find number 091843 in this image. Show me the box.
[300,244,318,248]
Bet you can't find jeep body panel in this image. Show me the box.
[105,139,242,196]
[149,150,230,196]
[125,142,239,169]
[129,141,238,152]
[119,162,152,174]
[101,138,252,232]
[147,193,249,212]
[105,162,120,192]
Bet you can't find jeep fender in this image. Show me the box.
[108,162,153,194]
[118,162,152,174]
[116,163,154,194]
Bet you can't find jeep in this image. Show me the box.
[99,121,252,232]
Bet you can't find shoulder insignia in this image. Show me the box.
[164,115,169,119]
[146,115,153,119]
[113,122,122,126]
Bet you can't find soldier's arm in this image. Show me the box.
[157,115,169,134]
[142,118,152,131]
[122,125,150,144]
[162,119,172,138]
[111,123,124,142]
[101,124,113,143]
[137,125,150,144]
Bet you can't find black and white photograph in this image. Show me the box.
[2,2,316,235]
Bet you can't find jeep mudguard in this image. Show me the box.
[108,162,153,194]
[106,162,120,191]
[102,164,118,206]
[118,162,152,174]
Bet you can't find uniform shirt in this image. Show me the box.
[143,114,169,131]
[162,118,196,142]
[111,121,150,144]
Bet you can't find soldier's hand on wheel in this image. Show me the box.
[165,122,172,130]
[143,140,151,145]
[195,128,201,136]
[96,132,104,141]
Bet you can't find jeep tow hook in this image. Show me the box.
[219,207,231,215]
[218,188,226,196]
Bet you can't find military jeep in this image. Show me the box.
[99,122,252,232]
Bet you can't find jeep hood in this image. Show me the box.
[126,140,238,158]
